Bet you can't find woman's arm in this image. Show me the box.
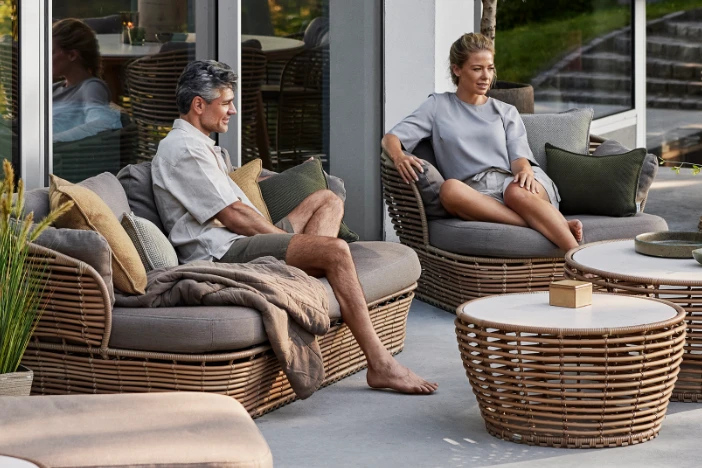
[381,133,424,184]
[510,157,539,194]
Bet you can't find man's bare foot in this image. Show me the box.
[366,358,438,394]
[568,219,583,242]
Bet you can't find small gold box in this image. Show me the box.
[549,280,592,308]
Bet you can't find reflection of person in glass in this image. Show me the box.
[52,18,121,142]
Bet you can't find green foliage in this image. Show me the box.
[0,160,72,374]
[495,0,702,84]
[267,0,323,37]
[659,157,702,176]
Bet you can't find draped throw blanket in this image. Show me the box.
[115,257,331,399]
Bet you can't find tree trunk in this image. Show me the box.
[480,0,497,43]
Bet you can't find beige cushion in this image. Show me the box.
[121,212,179,272]
[49,175,147,295]
[0,393,273,468]
[229,158,272,222]
[109,241,421,353]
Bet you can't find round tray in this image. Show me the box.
[635,231,702,258]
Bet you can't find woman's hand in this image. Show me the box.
[392,153,424,184]
[513,170,539,194]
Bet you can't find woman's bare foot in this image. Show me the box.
[366,358,438,394]
[568,219,583,242]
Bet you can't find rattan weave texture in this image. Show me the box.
[456,293,686,448]
[565,240,702,402]
[21,243,413,417]
[381,152,564,312]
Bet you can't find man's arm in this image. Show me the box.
[215,201,286,236]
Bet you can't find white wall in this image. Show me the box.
[382,0,475,241]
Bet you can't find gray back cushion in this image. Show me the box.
[592,139,658,212]
[522,108,594,170]
[117,162,165,233]
[24,172,130,222]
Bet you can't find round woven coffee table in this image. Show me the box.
[455,292,686,448]
[565,239,702,402]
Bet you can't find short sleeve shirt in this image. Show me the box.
[152,119,261,263]
[389,92,536,182]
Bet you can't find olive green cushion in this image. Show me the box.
[546,143,647,217]
[258,159,359,242]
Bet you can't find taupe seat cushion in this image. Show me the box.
[429,213,668,258]
[0,393,272,468]
[109,241,421,353]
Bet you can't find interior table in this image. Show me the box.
[455,292,685,448]
[566,239,702,402]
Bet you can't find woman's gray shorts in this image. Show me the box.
[465,166,561,209]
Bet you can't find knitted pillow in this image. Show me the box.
[522,108,594,170]
[121,212,179,272]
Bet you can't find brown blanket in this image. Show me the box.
[115,257,330,399]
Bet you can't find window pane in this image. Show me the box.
[647,4,702,167]
[0,0,18,178]
[241,0,329,172]
[51,1,209,183]
[496,0,633,118]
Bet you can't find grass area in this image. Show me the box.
[495,1,702,84]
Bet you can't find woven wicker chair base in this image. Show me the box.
[455,311,686,448]
[22,288,413,418]
[415,248,565,312]
[565,263,702,402]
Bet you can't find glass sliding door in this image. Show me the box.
[50,0,214,183]
[241,0,329,172]
[0,0,18,179]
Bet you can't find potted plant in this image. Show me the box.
[0,160,71,396]
[479,0,535,113]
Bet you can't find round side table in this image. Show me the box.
[455,292,686,448]
[565,239,702,402]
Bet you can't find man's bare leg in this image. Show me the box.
[503,182,581,250]
[286,190,343,237]
[285,234,438,394]
[440,179,528,226]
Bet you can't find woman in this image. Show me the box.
[381,32,582,251]
[52,18,121,143]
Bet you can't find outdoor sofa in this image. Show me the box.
[20,163,421,417]
[381,109,668,312]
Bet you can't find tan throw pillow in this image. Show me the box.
[49,175,147,295]
[229,159,272,222]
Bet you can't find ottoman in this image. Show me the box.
[0,393,273,468]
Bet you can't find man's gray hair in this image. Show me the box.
[176,60,238,114]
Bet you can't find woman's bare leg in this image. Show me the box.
[439,178,528,227]
[503,182,581,251]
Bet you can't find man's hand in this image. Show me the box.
[215,201,284,236]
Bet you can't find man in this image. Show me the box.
[152,60,437,395]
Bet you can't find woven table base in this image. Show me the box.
[455,307,686,448]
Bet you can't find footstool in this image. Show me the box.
[0,393,273,468]
[455,292,686,448]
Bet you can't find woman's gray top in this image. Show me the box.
[53,78,122,143]
[389,92,536,182]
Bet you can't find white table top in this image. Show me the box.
[97,34,162,57]
[242,34,304,53]
[572,240,702,282]
[0,455,40,468]
[96,34,304,58]
[459,292,678,330]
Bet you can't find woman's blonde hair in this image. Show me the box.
[449,32,495,86]
[52,18,102,78]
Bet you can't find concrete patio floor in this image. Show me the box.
[257,168,702,468]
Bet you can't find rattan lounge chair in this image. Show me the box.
[21,166,420,418]
[380,135,668,312]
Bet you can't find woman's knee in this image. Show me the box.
[439,179,464,206]
[503,183,534,209]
